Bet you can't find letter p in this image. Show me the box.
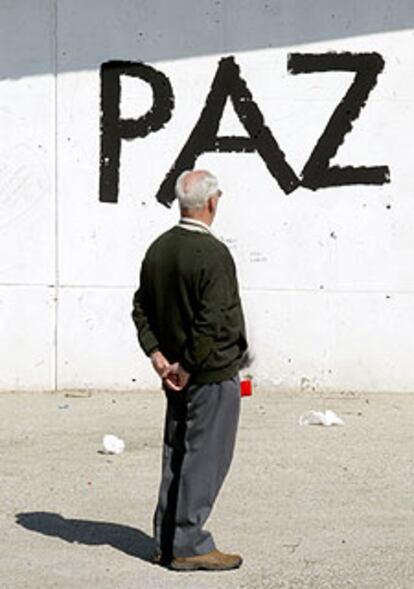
[99,61,174,203]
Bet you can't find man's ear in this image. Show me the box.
[207,196,216,214]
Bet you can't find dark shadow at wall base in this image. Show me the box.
[15,511,155,561]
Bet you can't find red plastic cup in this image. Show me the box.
[240,378,252,397]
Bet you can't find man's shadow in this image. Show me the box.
[15,512,155,561]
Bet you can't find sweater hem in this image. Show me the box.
[189,363,240,385]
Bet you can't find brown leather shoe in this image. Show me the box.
[171,549,243,571]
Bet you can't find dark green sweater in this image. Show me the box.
[132,225,248,384]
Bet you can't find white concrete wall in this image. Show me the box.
[2,1,414,392]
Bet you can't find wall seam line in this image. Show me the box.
[1,282,414,296]
[53,0,59,392]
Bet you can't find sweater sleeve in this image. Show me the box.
[131,259,159,357]
[180,253,229,372]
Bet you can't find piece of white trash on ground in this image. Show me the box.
[102,434,125,454]
[299,410,345,427]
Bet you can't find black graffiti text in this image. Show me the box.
[99,53,390,205]
[288,52,389,190]
[100,61,174,203]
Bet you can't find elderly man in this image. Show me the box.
[132,169,248,571]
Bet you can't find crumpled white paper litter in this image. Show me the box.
[102,434,125,454]
[299,410,345,427]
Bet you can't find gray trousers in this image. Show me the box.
[153,376,241,559]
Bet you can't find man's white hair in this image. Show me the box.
[175,170,219,210]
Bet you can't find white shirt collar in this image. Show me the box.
[178,217,212,234]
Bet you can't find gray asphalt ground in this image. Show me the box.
[1,387,413,589]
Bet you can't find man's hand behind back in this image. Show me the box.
[150,351,190,392]
[150,350,171,379]
[163,363,190,392]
